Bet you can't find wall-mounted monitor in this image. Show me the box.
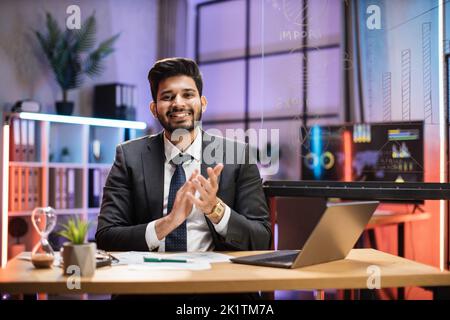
[301,121,424,183]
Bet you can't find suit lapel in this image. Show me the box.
[200,130,223,185]
[142,132,165,220]
[201,130,224,241]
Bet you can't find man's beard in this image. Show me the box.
[157,107,203,133]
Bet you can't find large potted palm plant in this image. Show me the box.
[35,12,119,115]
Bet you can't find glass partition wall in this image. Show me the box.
[194,0,448,299]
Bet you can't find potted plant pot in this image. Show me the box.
[55,101,74,116]
[62,242,96,277]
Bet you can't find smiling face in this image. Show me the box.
[150,75,207,133]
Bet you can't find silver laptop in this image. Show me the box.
[276,197,327,250]
[231,201,379,268]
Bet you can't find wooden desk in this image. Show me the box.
[0,249,449,296]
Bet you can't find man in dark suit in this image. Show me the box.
[96,57,271,257]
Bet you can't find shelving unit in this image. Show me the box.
[0,112,146,266]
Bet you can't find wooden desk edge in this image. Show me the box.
[1,249,449,295]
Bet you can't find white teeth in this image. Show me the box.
[171,112,191,118]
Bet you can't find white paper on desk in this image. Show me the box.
[168,252,232,263]
[113,251,232,265]
[127,261,211,271]
[112,251,148,265]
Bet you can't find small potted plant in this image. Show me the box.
[58,217,96,277]
[34,12,119,115]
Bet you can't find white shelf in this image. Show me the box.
[8,210,34,217]
[9,208,86,217]
[19,112,147,129]
[1,111,146,264]
[48,162,85,169]
[87,163,112,169]
[53,208,86,215]
[9,162,44,167]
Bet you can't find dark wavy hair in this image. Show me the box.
[147,57,203,102]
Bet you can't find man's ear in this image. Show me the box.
[150,101,157,118]
[201,96,207,113]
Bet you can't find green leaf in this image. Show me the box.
[57,217,90,244]
[83,55,104,77]
[96,33,120,57]
[57,230,71,240]
[73,13,96,53]
[83,33,119,78]
[35,31,52,63]
[45,12,62,53]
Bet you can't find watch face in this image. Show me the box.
[208,201,224,218]
[211,211,220,219]
[216,202,225,213]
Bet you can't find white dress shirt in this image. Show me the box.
[145,127,231,251]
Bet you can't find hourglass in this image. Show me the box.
[31,207,57,268]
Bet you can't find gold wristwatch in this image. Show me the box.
[206,199,225,223]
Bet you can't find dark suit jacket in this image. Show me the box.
[96,130,272,252]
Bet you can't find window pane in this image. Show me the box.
[200,61,246,121]
[308,0,341,47]
[249,53,304,118]
[199,0,246,62]
[250,0,304,55]
[307,47,341,114]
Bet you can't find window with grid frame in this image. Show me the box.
[195,0,343,179]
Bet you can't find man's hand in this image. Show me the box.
[168,169,199,226]
[186,163,224,216]
[155,169,199,240]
